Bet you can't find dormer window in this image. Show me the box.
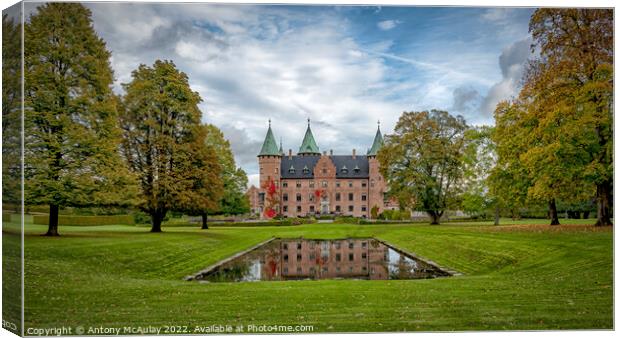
[289,165,295,174]
[354,165,360,173]
[341,165,348,174]
[303,165,310,174]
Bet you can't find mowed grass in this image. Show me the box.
[2,217,612,332]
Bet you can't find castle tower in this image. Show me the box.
[258,119,282,189]
[298,119,321,156]
[367,121,385,217]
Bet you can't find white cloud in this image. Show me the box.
[377,19,401,31]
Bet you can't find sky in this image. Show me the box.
[22,2,536,188]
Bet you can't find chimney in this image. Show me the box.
[288,149,292,160]
[352,149,356,159]
[330,149,333,156]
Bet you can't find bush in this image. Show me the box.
[334,216,361,224]
[379,209,411,221]
[133,211,151,225]
[208,217,316,227]
[33,214,135,226]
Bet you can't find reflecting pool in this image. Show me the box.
[191,238,451,282]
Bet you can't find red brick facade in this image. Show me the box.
[248,122,398,218]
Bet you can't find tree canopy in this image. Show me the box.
[23,3,136,236]
[491,9,612,226]
[203,124,250,216]
[378,110,469,224]
[120,60,222,232]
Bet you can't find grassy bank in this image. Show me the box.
[2,218,612,332]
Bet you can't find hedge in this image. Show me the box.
[33,214,135,226]
[209,218,316,227]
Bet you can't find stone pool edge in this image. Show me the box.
[184,237,277,281]
[184,236,462,281]
[374,238,463,277]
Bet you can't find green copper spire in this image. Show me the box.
[367,120,384,156]
[279,138,284,155]
[298,118,320,155]
[258,119,281,156]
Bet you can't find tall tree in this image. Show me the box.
[120,60,221,232]
[523,9,613,226]
[24,3,136,236]
[378,110,469,224]
[2,14,22,209]
[203,124,250,227]
[178,124,223,230]
[461,126,497,221]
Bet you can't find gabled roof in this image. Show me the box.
[367,123,384,156]
[258,121,281,156]
[298,120,320,155]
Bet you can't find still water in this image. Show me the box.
[193,238,450,282]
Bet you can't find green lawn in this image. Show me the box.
[2,217,613,332]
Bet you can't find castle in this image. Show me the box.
[247,119,398,218]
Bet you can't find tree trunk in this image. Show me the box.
[595,180,613,226]
[150,210,164,233]
[494,206,500,225]
[549,199,560,225]
[201,212,208,229]
[45,203,60,236]
[428,211,441,225]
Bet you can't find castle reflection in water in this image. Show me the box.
[199,238,450,282]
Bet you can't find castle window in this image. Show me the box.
[322,168,327,174]
[297,205,302,213]
[335,205,341,212]
[361,194,367,201]
[362,180,367,188]
[274,168,278,174]
[348,181,353,188]
[348,193,354,201]
[322,181,328,188]
[348,205,354,212]
[303,165,310,174]
[283,206,288,212]
[309,181,315,188]
[354,165,360,173]
[309,194,315,202]
[335,193,341,201]
[283,193,288,202]
[341,165,348,173]
[260,167,264,174]
[336,181,341,188]
[370,179,375,187]
[309,205,315,213]
[289,165,295,174]
[283,182,288,188]
[362,205,367,212]
[296,193,302,202]
[296,180,301,188]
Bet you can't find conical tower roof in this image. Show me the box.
[367,121,384,156]
[278,138,284,156]
[298,119,320,155]
[258,120,281,156]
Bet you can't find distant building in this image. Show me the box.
[247,119,398,218]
